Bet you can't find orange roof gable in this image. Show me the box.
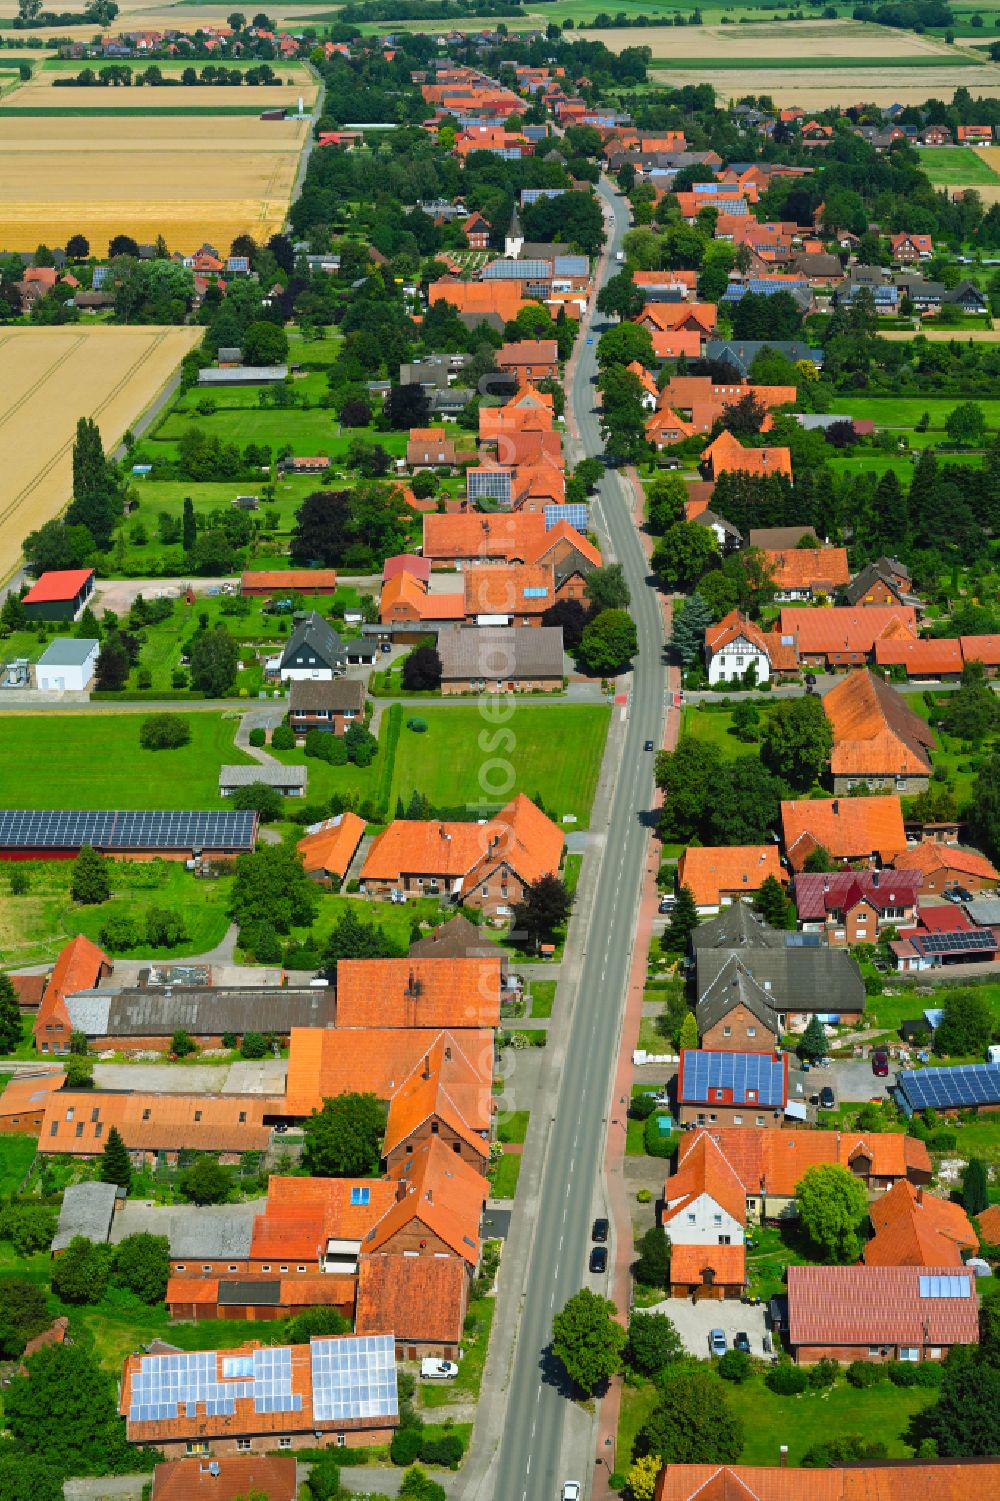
[250,1174,398,1260]
[464,562,555,616]
[664,1130,747,1228]
[668,1242,746,1287]
[684,1126,931,1199]
[526,519,602,569]
[284,1026,494,1122]
[823,669,935,779]
[422,511,547,563]
[781,795,907,868]
[33,933,109,1043]
[865,1180,977,1267]
[356,1254,468,1344]
[702,429,792,479]
[781,605,917,656]
[296,812,366,880]
[428,280,524,320]
[365,1136,488,1264]
[894,842,999,883]
[677,845,785,908]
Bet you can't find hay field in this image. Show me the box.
[581,18,951,56]
[652,60,1000,107]
[0,326,199,583]
[0,113,309,251]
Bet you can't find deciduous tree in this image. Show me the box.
[796,1163,869,1262]
[626,1311,683,1376]
[511,875,572,949]
[577,608,638,675]
[551,1288,626,1393]
[303,1092,385,1177]
[760,695,833,791]
[635,1370,743,1463]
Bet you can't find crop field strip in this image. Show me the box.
[0,327,200,584]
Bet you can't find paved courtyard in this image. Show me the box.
[648,1294,770,1357]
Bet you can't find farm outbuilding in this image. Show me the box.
[22,568,94,622]
[35,637,99,692]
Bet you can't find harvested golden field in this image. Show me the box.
[651,63,1000,109]
[5,61,318,111]
[581,18,950,56]
[0,326,199,583]
[0,113,309,252]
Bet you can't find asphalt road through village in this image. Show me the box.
[491,178,667,1501]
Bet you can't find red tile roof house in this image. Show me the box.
[781,795,908,872]
[779,604,918,669]
[662,1131,748,1299]
[22,568,95,623]
[891,232,934,263]
[786,1263,979,1364]
[360,794,564,920]
[676,844,787,916]
[240,570,337,597]
[894,840,1000,896]
[496,340,559,381]
[33,934,112,1056]
[793,869,922,947]
[704,610,799,688]
[655,1460,1000,1500]
[822,668,935,794]
[463,210,491,248]
[151,1455,296,1501]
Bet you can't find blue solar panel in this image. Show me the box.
[919,1274,970,1298]
[680,1049,785,1107]
[0,810,256,853]
[546,503,588,532]
[310,1334,398,1425]
[898,1062,1000,1114]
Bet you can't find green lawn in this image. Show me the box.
[529,979,556,1018]
[745,1222,813,1303]
[497,1110,529,1144]
[419,1293,495,1410]
[389,705,611,827]
[916,146,1000,187]
[0,712,252,808]
[0,858,233,967]
[618,1370,933,1472]
[0,1134,37,1196]
[827,396,1000,430]
[489,1153,521,1200]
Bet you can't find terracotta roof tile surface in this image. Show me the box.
[976,1204,1000,1243]
[894,842,999,884]
[657,1462,1000,1501]
[284,1026,494,1122]
[668,1243,746,1286]
[337,957,501,1030]
[663,1131,748,1227]
[0,1068,66,1119]
[782,605,917,657]
[781,795,907,868]
[677,845,786,908]
[355,1253,468,1343]
[360,794,563,895]
[152,1455,297,1501]
[874,637,963,676]
[297,812,366,880]
[40,1091,278,1155]
[763,546,850,592]
[422,512,548,563]
[33,933,109,1039]
[787,1263,979,1348]
[681,1126,931,1197]
[364,1137,488,1264]
[823,669,935,779]
[865,1181,977,1267]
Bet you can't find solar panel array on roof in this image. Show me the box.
[0,810,256,852]
[914,929,996,956]
[898,1062,1000,1113]
[546,503,588,532]
[311,1334,398,1424]
[483,259,551,280]
[919,1274,970,1298]
[468,470,511,505]
[129,1350,251,1424]
[680,1050,785,1106]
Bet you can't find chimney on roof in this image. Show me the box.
[832,800,839,815]
[779,1447,788,1468]
[426,1188,433,1204]
[423,1054,432,1080]
[396,1181,407,1202]
[872,870,879,889]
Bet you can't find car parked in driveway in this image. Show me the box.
[818,1085,835,1110]
[734,1331,751,1353]
[709,1328,727,1356]
[872,1048,890,1077]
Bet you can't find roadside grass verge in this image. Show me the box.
[529,980,556,1018]
[489,1153,521,1200]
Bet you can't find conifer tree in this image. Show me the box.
[100,1126,131,1189]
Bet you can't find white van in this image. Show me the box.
[420,1358,459,1380]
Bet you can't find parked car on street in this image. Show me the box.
[592,1218,609,1243]
[589,1246,608,1274]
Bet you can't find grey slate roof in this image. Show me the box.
[218,764,307,790]
[289,678,366,713]
[37,638,99,668]
[280,612,345,672]
[53,1181,122,1252]
[747,526,819,551]
[696,957,783,1036]
[707,339,823,375]
[108,1201,259,1258]
[409,912,509,973]
[690,903,786,952]
[437,625,564,681]
[67,986,335,1038]
[966,897,1000,927]
[695,946,866,1017]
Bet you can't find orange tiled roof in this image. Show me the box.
[782,605,917,657]
[787,1262,978,1349]
[676,845,786,908]
[682,1126,931,1198]
[668,1242,746,1287]
[823,669,935,780]
[894,841,999,884]
[296,812,366,881]
[428,280,525,320]
[422,511,547,563]
[960,634,1000,667]
[336,957,501,1030]
[526,519,602,569]
[383,1032,490,1161]
[33,933,109,1041]
[151,1455,296,1501]
[479,405,554,442]
[865,1181,977,1267]
[250,1175,398,1261]
[663,1131,747,1228]
[977,1204,1000,1243]
[365,1136,488,1264]
[0,1068,66,1120]
[874,637,962,676]
[39,1091,278,1156]
[640,301,717,334]
[657,1462,1000,1500]
[764,546,849,592]
[781,795,907,868]
[462,561,549,612]
[284,1026,494,1123]
[379,572,464,623]
[650,330,703,360]
[702,429,792,479]
[356,1253,468,1344]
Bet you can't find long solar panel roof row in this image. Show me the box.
[680,1049,785,1105]
[899,1062,1000,1111]
[311,1333,398,1423]
[915,929,996,954]
[0,810,256,850]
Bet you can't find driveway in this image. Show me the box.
[812,1058,891,1104]
[647,1295,769,1358]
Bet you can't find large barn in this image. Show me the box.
[0,810,258,862]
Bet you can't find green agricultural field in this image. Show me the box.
[916,145,1000,185]
[653,52,976,66]
[828,395,1000,428]
[0,712,251,809]
[388,703,611,827]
